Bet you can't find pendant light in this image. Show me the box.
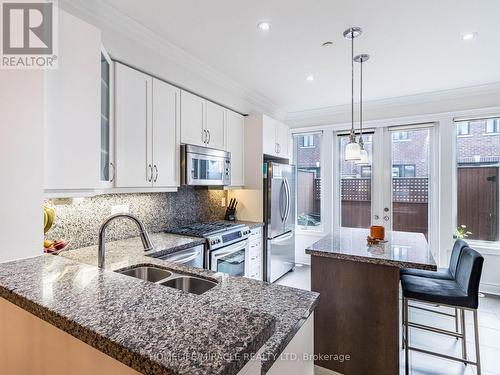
[354,53,370,165]
[343,27,362,161]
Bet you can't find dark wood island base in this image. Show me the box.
[306,228,437,375]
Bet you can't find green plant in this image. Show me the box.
[454,225,472,239]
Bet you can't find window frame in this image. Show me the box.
[456,121,471,137]
[485,119,500,135]
[392,131,410,141]
[293,132,324,232]
[455,119,500,244]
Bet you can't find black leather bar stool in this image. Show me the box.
[401,239,468,335]
[401,246,484,375]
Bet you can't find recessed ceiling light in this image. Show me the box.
[322,41,333,47]
[306,75,314,81]
[462,32,477,41]
[257,21,271,31]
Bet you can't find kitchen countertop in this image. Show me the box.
[306,227,437,270]
[233,220,264,230]
[0,233,318,375]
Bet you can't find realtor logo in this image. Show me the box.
[1,0,58,69]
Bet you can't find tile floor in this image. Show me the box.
[276,264,500,375]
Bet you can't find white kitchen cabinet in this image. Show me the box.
[115,63,153,188]
[115,63,180,189]
[276,121,289,157]
[181,91,226,150]
[226,111,245,187]
[152,79,181,187]
[247,227,263,281]
[180,91,205,147]
[262,115,277,156]
[260,115,290,158]
[44,10,101,192]
[100,46,115,188]
[205,101,226,150]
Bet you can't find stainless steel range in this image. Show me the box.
[167,222,251,277]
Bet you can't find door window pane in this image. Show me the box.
[456,118,499,242]
[339,134,373,228]
[391,128,430,239]
[294,133,322,228]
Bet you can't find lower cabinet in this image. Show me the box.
[247,227,263,280]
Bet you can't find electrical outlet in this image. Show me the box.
[111,204,129,215]
[221,197,226,207]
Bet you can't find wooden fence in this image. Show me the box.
[341,177,429,237]
[457,166,498,241]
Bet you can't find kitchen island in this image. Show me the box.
[0,233,318,375]
[306,227,436,375]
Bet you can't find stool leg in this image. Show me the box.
[460,309,467,362]
[455,308,459,339]
[473,310,481,375]
[404,298,409,375]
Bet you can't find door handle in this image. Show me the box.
[279,180,286,222]
[283,178,291,223]
[153,165,158,183]
[147,164,152,182]
[109,162,115,183]
[271,231,294,243]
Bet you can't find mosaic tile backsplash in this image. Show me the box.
[45,187,227,249]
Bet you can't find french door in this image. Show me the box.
[338,124,434,242]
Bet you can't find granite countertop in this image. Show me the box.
[233,220,264,230]
[0,235,318,375]
[306,227,437,271]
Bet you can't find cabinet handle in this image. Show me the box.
[109,162,115,183]
[153,165,158,183]
[207,130,211,144]
[147,164,152,182]
[203,129,207,144]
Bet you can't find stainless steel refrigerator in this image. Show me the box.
[263,162,296,283]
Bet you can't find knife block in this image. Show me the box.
[224,207,236,221]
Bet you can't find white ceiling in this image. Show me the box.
[103,0,500,115]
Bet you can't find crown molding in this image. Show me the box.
[59,0,280,116]
[286,82,500,126]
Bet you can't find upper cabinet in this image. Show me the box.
[226,111,245,187]
[100,47,114,188]
[180,91,205,147]
[152,79,181,187]
[261,115,289,158]
[205,101,226,150]
[180,91,226,150]
[44,10,101,192]
[115,63,180,189]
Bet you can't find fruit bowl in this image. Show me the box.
[44,240,70,255]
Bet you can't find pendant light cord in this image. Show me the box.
[351,32,355,140]
[359,58,363,144]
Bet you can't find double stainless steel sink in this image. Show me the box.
[115,265,217,295]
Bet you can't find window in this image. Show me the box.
[456,122,470,136]
[301,135,315,147]
[392,164,416,177]
[294,133,322,228]
[392,131,409,141]
[486,119,500,134]
[456,119,500,242]
[360,166,372,177]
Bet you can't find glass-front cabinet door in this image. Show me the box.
[100,46,114,187]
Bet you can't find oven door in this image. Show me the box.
[210,239,249,277]
[186,151,230,186]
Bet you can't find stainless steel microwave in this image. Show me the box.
[181,144,231,186]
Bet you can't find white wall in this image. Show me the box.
[0,70,44,262]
